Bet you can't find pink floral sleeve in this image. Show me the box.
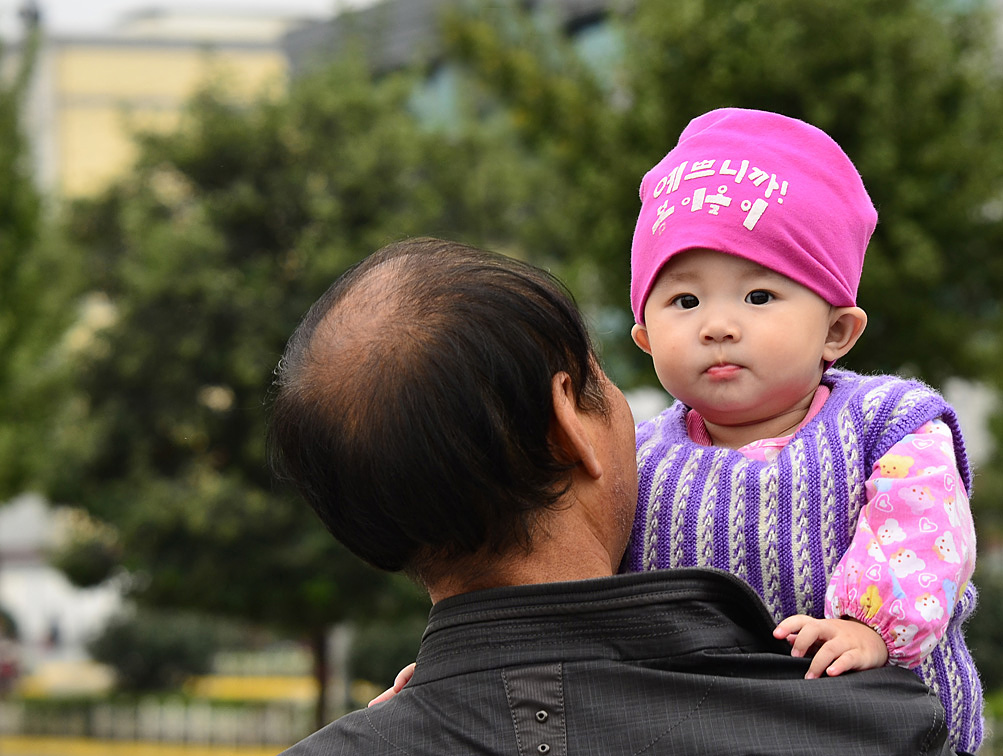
[825,419,976,668]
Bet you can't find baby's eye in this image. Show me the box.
[671,294,699,309]
[745,290,773,305]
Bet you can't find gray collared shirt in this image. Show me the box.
[281,567,953,755]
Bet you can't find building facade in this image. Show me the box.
[18,7,320,198]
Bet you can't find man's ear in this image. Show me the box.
[631,324,652,355]
[550,372,602,480]
[823,306,868,363]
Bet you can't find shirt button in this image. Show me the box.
[535,710,549,722]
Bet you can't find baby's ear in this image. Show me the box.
[631,323,652,354]
[824,306,868,362]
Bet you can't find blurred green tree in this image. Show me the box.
[439,0,1003,388]
[965,564,1003,691]
[438,0,1003,693]
[47,51,532,726]
[348,615,426,694]
[0,28,82,500]
[44,0,1003,724]
[88,609,226,692]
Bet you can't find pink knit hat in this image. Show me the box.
[630,108,877,323]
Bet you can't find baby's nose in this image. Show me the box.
[700,316,740,343]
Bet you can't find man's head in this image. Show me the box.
[269,238,628,587]
[630,108,877,325]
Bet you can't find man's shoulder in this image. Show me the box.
[279,707,386,756]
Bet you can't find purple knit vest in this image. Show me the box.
[624,369,982,752]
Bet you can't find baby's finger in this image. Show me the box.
[393,663,417,689]
[368,663,416,707]
[773,614,811,639]
[789,623,822,658]
[823,652,854,678]
[368,686,397,707]
[805,642,846,680]
[824,647,872,677]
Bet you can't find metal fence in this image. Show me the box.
[0,698,313,746]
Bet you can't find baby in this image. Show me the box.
[625,108,980,752]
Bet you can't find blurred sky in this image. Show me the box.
[0,0,378,39]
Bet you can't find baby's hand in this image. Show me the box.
[367,663,416,707]
[773,616,888,680]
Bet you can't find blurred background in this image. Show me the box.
[1,0,1002,753]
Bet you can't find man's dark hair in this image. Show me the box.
[267,238,608,580]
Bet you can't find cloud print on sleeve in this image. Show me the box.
[876,518,907,544]
[899,484,937,514]
[915,593,944,622]
[934,532,962,564]
[889,548,925,578]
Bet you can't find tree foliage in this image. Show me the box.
[0,30,83,500]
[39,0,1003,715]
[440,0,1003,387]
[438,0,1003,687]
[87,609,229,693]
[49,52,520,718]
[349,616,427,690]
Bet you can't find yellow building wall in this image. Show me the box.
[54,44,288,197]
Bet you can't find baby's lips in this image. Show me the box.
[706,364,742,380]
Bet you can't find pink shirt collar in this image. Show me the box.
[685,385,832,451]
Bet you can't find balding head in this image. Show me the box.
[268,238,608,582]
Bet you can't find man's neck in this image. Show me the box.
[426,509,621,604]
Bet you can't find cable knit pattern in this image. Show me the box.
[625,369,982,752]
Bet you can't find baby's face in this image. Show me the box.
[633,248,834,431]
